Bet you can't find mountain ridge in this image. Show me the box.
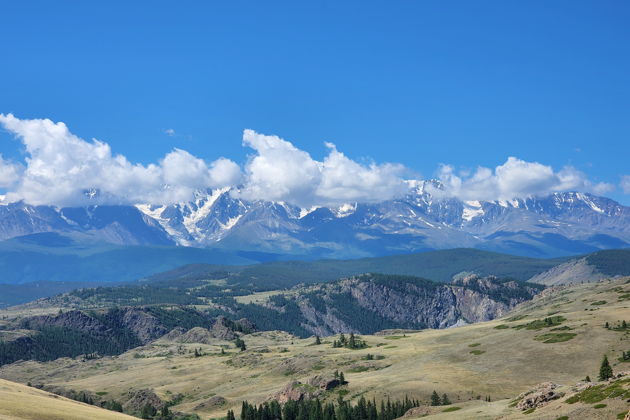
[0,185,628,258]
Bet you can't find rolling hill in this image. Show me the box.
[0,378,138,420]
[1,277,628,419]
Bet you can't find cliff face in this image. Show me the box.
[284,274,542,336]
[20,307,167,344]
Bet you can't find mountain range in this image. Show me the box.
[1,181,628,259]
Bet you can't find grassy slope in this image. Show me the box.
[1,278,629,419]
[0,378,136,420]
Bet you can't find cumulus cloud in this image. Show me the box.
[0,114,241,206]
[432,157,614,201]
[0,113,620,207]
[621,175,630,195]
[0,154,23,189]
[237,130,409,207]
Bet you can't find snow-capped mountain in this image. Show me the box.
[0,182,628,258]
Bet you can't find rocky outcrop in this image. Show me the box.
[120,308,168,344]
[19,308,167,345]
[288,273,541,335]
[163,327,187,341]
[211,317,238,340]
[20,311,108,336]
[174,327,216,344]
[516,382,562,410]
[307,375,341,391]
[194,396,227,410]
[401,407,431,418]
[162,317,256,344]
[274,375,341,403]
[123,388,165,413]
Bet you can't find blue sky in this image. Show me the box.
[0,1,629,205]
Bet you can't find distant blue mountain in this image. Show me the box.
[0,183,628,260]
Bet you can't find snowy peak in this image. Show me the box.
[0,188,628,258]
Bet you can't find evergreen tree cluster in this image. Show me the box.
[332,370,346,384]
[332,333,367,350]
[237,395,421,420]
[429,391,451,406]
[0,326,141,366]
[621,350,630,361]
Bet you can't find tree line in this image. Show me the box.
[232,395,424,420]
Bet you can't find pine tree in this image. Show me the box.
[315,336,321,345]
[441,394,451,405]
[339,372,345,384]
[585,375,591,382]
[430,391,440,406]
[599,355,613,381]
[349,333,356,349]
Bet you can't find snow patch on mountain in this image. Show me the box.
[462,201,484,221]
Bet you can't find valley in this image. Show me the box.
[0,278,629,419]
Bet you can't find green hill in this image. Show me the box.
[149,248,567,289]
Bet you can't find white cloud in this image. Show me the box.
[0,113,241,206]
[621,175,630,195]
[432,157,614,201]
[237,129,408,207]
[0,114,620,207]
[0,154,23,189]
[164,128,176,136]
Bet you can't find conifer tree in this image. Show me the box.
[430,391,440,406]
[599,355,613,381]
[441,394,451,405]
